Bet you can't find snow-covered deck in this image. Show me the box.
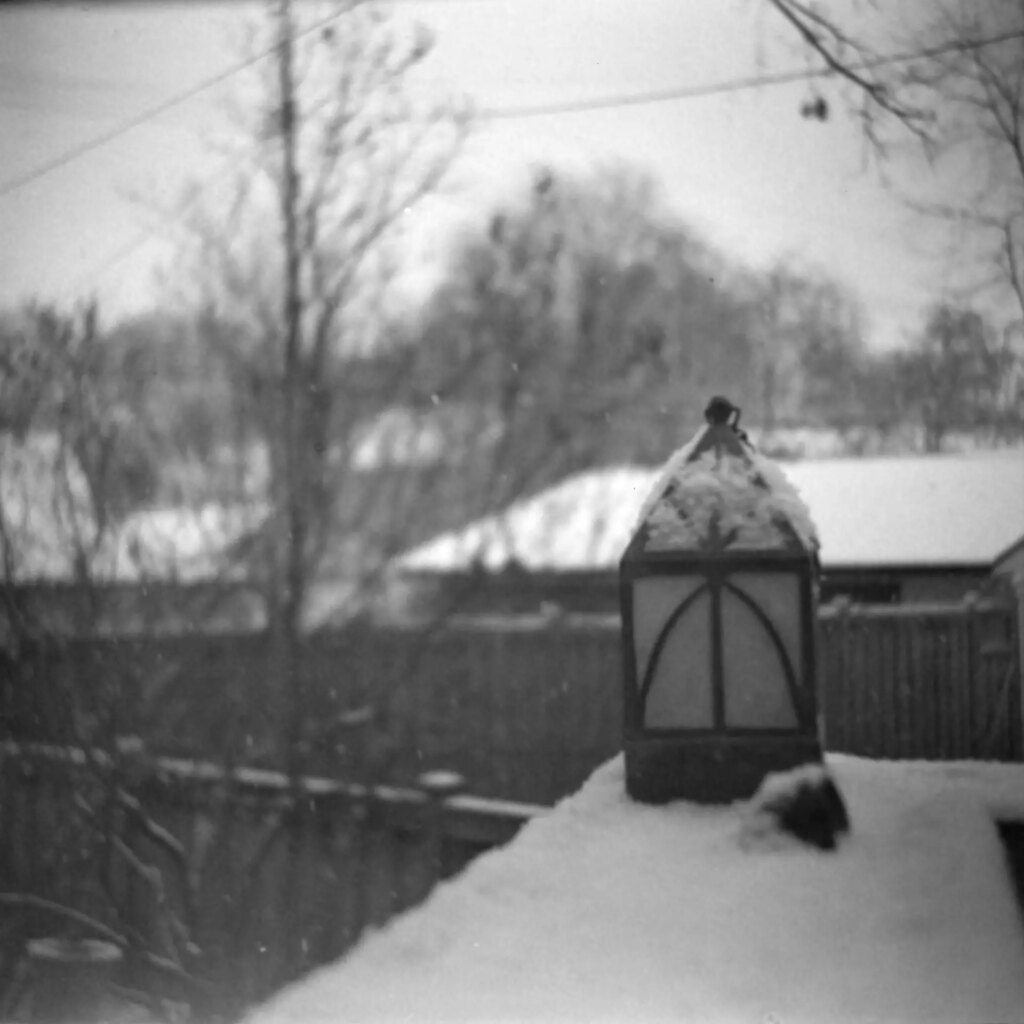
[249,756,1024,1024]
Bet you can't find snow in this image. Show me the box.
[749,448,819,551]
[0,431,269,584]
[398,451,1024,573]
[248,755,1024,1024]
[635,431,702,528]
[400,466,653,573]
[96,502,267,583]
[637,427,819,553]
[785,452,1024,568]
[0,432,97,581]
[351,404,503,471]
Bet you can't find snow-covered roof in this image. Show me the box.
[351,403,502,470]
[248,755,1024,1024]
[0,432,271,585]
[95,503,267,583]
[787,452,1024,568]
[0,433,97,582]
[399,451,1024,572]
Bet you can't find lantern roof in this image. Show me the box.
[633,397,818,556]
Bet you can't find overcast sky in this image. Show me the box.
[0,0,968,350]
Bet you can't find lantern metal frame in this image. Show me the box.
[619,400,824,804]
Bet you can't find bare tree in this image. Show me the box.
[766,0,1024,336]
[410,164,761,474]
[745,262,867,438]
[891,302,1021,451]
[0,305,107,591]
[894,1,1024,331]
[0,305,219,1020]
[159,0,469,771]
[764,0,933,141]
[0,300,381,1020]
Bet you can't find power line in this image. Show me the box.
[0,5,351,202]
[477,27,1024,120]
[20,16,1024,293]
[65,159,241,296]
[4,15,1020,202]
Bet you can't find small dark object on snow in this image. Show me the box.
[756,769,850,851]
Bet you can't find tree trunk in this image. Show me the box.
[275,0,308,780]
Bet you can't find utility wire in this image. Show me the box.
[4,16,1020,200]
[22,19,1024,289]
[0,5,352,201]
[477,27,1024,120]
[65,158,241,295]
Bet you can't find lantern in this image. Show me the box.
[621,397,823,804]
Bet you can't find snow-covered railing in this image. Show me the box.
[818,594,1012,620]
[0,741,546,1014]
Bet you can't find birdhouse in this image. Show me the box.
[620,397,823,804]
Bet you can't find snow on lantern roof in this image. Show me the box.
[634,397,818,556]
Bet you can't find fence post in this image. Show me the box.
[1013,571,1024,759]
[828,597,852,753]
[963,591,979,757]
[417,770,466,892]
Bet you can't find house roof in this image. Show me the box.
[0,432,97,582]
[785,452,1024,569]
[399,450,1024,573]
[351,403,502,470]
[95,503,267,583]
[0,428,266,586]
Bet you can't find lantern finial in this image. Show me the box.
[704,395,738,427]
[621,394,825,805]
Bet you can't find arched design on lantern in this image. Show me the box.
[719,579,802,729]
[638,580,712,729]
[635,572,809,733]
[620,395,824,804]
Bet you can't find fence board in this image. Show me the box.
[818,597,1019,763]
[2,599,1020,809]
[1,592,1020,1011]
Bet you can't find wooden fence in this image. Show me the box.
[819,596,1021,761]
[0,594,1019,1017]
[2,597,1020,808]
[0,741,544,1021]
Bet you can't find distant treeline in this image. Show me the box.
[3,167,1022,534]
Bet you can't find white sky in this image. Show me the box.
[0,0,975,350]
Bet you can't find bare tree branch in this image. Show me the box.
[766,0,930,133]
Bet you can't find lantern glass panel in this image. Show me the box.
[728,572,803,681]
[631,575,705,687]
[642,589,714,729]
[721,586,798,728]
